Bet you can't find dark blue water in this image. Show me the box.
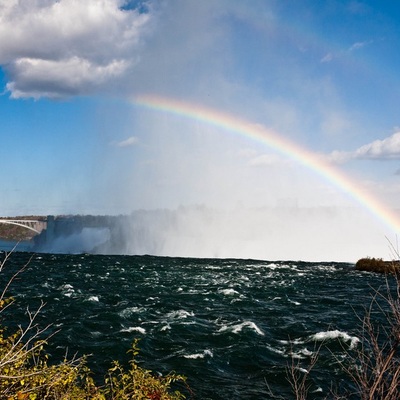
[0,252,392,399]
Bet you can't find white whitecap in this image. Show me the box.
[300,348,313,356]
[87,296,99,302]
[279,337,305,345]
[219,288,239,296]
[119,306,145,318]
[290,347,314,359]
[310,330,360,349]
[121,326,146,334]
[266,344,285,355]
[160,324,171,331]
[183,349,213,359]
[60,284,73,290]
[166,310,194,319]
[296,367,309,374]
[218,321,264,336]
[312,387,323,393]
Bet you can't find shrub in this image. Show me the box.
[103,340,186,400]
[355,257,400,274]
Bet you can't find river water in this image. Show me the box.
[1,252,394,399]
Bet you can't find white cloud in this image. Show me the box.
[321,40,373,64]
[6,57,130,99]
[326,150,352,164]
[349,41,365,52]
[354,132,400,159]
[328,131,400,163]
[0,0,151,98]
[113,136,139,147]
[348,40,373,52]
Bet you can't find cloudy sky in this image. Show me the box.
[1,0,400,260]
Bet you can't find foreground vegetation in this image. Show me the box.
[0,251,189,400]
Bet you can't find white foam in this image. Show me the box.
[290,347,314,359]
[218,321,264,336]
[121,326,146,334]
[87,296,99,302]
[316,265,337,272]
[310,330,360,349]
[266,345,285,355]
[312,387,323,393]
[219,288,239,296]
[166,310,194,319]
[183,349,213,359]
[300,348,313,356]
[278,338,305,345]
[59,283,75,297]
[160,324,171,331]
[60,284,73,290]
[119,306,145,318]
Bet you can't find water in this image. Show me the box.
[0,252,393,399]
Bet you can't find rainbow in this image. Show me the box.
[134,93,400,235]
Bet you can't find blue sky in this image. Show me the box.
[1,0,400,259]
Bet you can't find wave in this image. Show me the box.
[183,349,213,359]
[218,288,239,296]
[217,321,264,336]
[165,310,194,319]
[120,326,146,334]
[310,330,360,349]
[119,306,146,318]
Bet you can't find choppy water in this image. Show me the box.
[0,252,393,399]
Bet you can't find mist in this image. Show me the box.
[123,207,394,262]
[88,99,398,263]
[39,227,111,254]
